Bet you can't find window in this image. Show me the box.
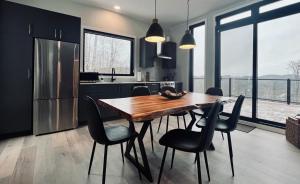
[220,11,251,25]
[260,0,300,13]
[84,29,134,76]
[190,23,206,93]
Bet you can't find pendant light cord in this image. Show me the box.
[155,0,157,19]
[186,0,190,30]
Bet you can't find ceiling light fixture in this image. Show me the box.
[114,5,121,10]
[145,0,165,43]
[179,0,196,50]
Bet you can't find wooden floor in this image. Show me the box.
[1,116,300,184]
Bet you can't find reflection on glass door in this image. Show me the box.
[220,25,253,118]
[257,13,300,123]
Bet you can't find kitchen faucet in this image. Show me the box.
[111,68,116,82]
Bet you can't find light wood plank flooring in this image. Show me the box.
[0,116,300,184]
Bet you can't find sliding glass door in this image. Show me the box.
[257,13,300,123]
[216,1,300,127]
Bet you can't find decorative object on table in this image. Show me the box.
[179,0,196,49]
[160,90,188,100]
[145,0,165,43]
[286,116,300,148]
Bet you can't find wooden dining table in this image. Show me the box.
[97,92,229,182]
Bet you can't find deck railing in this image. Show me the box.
[193,77,300,104]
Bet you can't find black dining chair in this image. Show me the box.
[157,102,221,184]
[195,87,225,139]
[196,95,245,177]
[132,86,154,151]
[85,96,141,184]
[157,86,187,133]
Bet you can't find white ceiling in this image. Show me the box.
[66,0,246,26]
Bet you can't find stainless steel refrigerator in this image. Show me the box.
[33,38,79,135]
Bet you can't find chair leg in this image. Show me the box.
[157,116,163,133]
[183,115,187,129]
[170,148,175,169]
[221,132,224,140]
[102,145,108,184]
[177,116,180,128]
[196,152,202,184]
[120,143,124,163]
[227,132,235,177]
[88,141,96,175]
[158,147,168,184]
[204,151,210,182]
[166,115,169,133]
[132,142,142,180]
[149,124,154,152]
[194,153,198,164]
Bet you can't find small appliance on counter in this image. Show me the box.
[80,72,99,83]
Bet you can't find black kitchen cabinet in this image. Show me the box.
[162,41,177,69]
[0,1,81,138]
[0,1,34,136]
[119,84,135,98]
[140,37,157,68]
[79,84,121,123]
[32,7,81,43]
[78,82,162,124]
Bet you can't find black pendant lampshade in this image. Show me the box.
[179,30,196,49]
[179,0,196,49]
[145,0,165,43]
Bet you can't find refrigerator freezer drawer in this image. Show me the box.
[33,98,78,135]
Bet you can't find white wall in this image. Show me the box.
[169,0,262,90]
[8,0,163,82]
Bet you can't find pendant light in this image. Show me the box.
[145,0,165,43]
[179,0,196,49]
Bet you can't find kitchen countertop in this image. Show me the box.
[80,81,182,85]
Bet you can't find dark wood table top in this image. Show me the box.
[97,92,229,122]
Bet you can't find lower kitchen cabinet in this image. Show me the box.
[78,82,163,124]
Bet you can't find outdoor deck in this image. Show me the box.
[223,98,300,123]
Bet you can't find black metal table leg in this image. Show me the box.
[125,121,153,182]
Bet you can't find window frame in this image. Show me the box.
[83,29,135,76]
[189,21,206,92]
[215,0,300,128]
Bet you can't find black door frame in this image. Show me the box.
[215,0,300,129]
[189,21,206,92]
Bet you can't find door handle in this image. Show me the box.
[28,24,32,36]
[59,29,62,40]
[27,68,32,80]
[54,29,57,39]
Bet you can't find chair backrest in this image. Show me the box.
[84,96,109,144]
[205,87,224,113]
[198,102,221,151]
[132,86,151,96]
[161,86,177,93]
[227,95,245,131]
[205,87,223,96]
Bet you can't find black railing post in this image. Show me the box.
[287,79,291,105]
[229,77,232,97]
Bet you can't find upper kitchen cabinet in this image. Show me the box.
[162,41,177,69]
[140,37,157,68]
[32,9,81,43]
